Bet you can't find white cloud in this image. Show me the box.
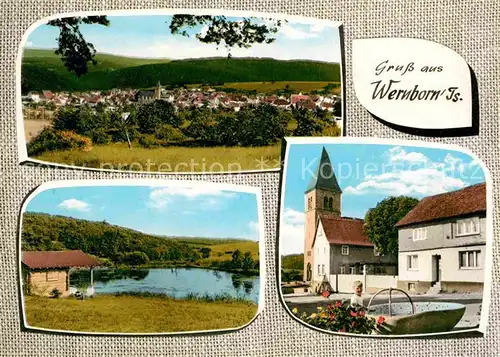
[25,41,33,47]
[387,146,429,164]
[279,23,319,40]
[148,186,236,210]
[58,199,90,212]
[344,168,466,197]
[280,208,304,255]
[310,24,325,33]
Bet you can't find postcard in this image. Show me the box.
[19,180,264,335]
[278,137,492,337]
[17,9,343,174]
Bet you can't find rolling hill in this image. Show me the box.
[22,48,341,93]
[21,212,258,263]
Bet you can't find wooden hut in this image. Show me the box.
[22,250,101,297]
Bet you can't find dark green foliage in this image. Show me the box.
[231,249,243,268]
[293,107,325,136]
[122,251,150,266]
[281,269,303,282]
[27,128,92,156]
[22,50,340,92]
[47,15,281,77]
[281,254,304,270]
[241,252,255,271]
[364,196,420,258]
[47,16,110,77]
[155,124,186,142]
[138,135,159,148]
[170,16,281,55]
[199,247,211,259]
[22,212,199,265]
[136,101,179,134]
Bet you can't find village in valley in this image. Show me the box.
[22,83,341,122]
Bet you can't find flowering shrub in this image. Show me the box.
[28,128,93,156]
[292,301,386,335]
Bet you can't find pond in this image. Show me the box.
[70,268,260,303]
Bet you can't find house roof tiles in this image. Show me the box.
[395,183,486,228]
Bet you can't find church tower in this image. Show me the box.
[303,147,342,281]
[155,80,162,100]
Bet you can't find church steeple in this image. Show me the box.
[155,80,162,100]
[305,147,342,194]
[303,146,342,282]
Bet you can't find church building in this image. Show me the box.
[303,147,397,290]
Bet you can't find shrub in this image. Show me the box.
[138,135,159,148]
[50,288,62,299]
[91,129,111,145]
[27,128,92,156]
[292,301,385,335]
[155,124,186,142]
[282,287,294,294]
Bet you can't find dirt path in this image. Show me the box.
[24,120,52,142]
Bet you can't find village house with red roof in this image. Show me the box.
[304,148,397,291]
[395,182,486,294]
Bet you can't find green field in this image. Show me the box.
[25,295,257,333]
[22,49,341,92]
[23,48,171,69]
[174,238,259,261]
[221,81,341,94]
[33,142,281,172]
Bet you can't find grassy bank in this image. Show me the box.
[33,142,281,172]
[25,294,258,333]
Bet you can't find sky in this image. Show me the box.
[281,142,486,255]
[25,184,260,241]
[25,15,341,62]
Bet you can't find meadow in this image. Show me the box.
[33,142,282,172]
[219,81,341,95]
[25,294,258,333]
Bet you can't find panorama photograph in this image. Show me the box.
[20,181,263,334]
[279,138,490,336]
[19,12,342,173]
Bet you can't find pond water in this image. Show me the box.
[71,268,260,303]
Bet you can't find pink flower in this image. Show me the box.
[329,313,336,320]
[359,311,366,317]
[350,311,357,317]
[322,290,330,298]
[339,328,346,333]
[335,301,342,308]
[377,316,385,325]
[351,321,357,327]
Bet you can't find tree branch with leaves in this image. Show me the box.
[47,15,283,76]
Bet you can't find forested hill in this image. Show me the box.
[21,212,255,266]
[22,49,341,92]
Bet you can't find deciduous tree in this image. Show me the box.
[363,196,419,258]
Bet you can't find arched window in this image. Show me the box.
[307,197,312,210]
[306,263,312,281]
[324,197,329,209]
[329,197,333,210]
